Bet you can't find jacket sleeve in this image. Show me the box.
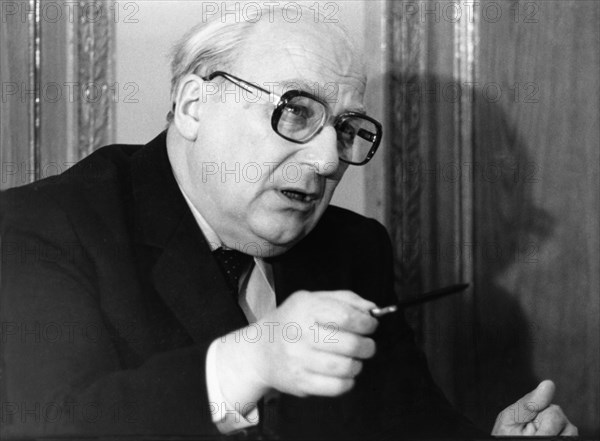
[0,188,221,438]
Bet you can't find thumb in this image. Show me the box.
[516,379,556,423]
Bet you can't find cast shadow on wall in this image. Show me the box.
[386,72,555,432]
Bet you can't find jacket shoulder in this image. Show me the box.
[316,205,390,245]
[0,144,142,228]
[3,143,141,194]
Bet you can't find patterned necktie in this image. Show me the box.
[212,248,254,294]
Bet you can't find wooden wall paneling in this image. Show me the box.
[387,0,479,410]
[0,0,115,192]
[419,26,461,408]
[468,2,548,427]
[387,0,426,347]
[418,8,478,410]
[428,2,480,415]
[472,0,599,435]
[77,0,115,158]
[363,0,389,226]
[388,0,599,436]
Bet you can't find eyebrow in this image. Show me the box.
[275,78,367,114]
[277,78,323,92]
[345,106,366,114]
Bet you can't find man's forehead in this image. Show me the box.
[282,44,365,86]
[236,20,366,96]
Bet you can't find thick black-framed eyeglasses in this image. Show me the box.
[203,71,383,166]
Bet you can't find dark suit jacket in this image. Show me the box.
[0,132,484,439]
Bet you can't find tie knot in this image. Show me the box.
[213,248,254,292]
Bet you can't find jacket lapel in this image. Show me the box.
[131,132,247,344]
[270,220,352,305]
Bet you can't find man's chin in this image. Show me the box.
[255,233,304,257]
[248,224,311,257]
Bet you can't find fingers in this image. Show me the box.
[522,422,537,436]
[560,422,579,436]
[314,328,376,359]
[492,380,576,437]
[321,290,378,311]
[310,291,379,335]
[313,305,378,336]
[259,290,379,398]
[305,352,363,379]
[514,380,556,423]
[535,404,577,436]
[295,373,356,397]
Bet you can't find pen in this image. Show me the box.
[369,283,470,317]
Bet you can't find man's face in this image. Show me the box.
[178,21,366,256]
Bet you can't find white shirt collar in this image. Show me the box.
[174,179,272,284]
[176,182,222,252]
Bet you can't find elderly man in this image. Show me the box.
[0,6,576,440]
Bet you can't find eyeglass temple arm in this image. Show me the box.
[203,71,281,102]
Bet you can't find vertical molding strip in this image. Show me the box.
[77,0,115,159]
[27,0,33,181]
[65,4,78,164]
[33,0,42,180]
[454,0,479,298]
[452,0,479,407]
[388,1,426,340]
[389,2,424,295]
[33,0,41,180]
[28,0,41,182]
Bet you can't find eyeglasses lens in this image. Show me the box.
[335,116,378,164]
[275,95,378,164]
[276,96,327,142]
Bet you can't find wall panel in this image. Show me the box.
[388,0,599,436]
[0,0,114,191]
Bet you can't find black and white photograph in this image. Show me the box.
[1,1,598,439]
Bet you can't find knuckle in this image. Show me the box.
[288,290,309,308]
[341,357,354,373]
[292,290,308,299]
[547,404,562,416]
[326,358,341,373]
[358,315,377,333]
[337,310,351,326]
[344,334,361,354]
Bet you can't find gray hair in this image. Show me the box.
[167,14,254,123]
[167,5,359,123]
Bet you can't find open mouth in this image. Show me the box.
[281,189,316,203]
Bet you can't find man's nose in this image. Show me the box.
[297,126,340,177]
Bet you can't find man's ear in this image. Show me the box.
[173,74,206,141]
